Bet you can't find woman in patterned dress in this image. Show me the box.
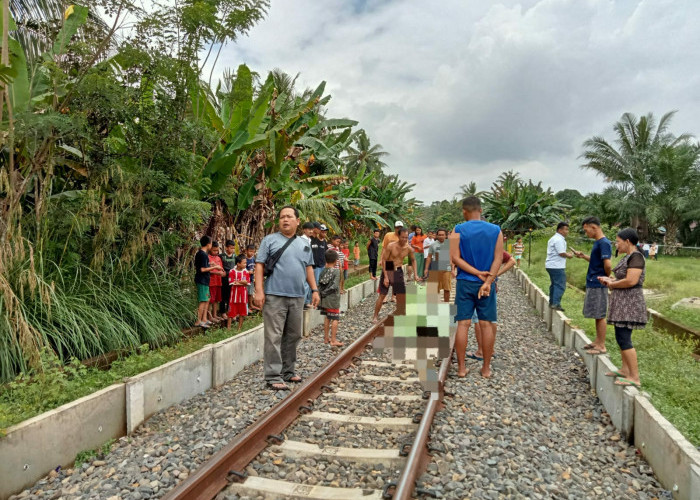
[598,228,646,388]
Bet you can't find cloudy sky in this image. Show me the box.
[214,0,700,204]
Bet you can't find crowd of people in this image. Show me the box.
[194,198,649,390]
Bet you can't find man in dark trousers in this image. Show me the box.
[254,206,320,391]
[367,229,380,280]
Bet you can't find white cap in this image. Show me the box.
[319,224,328,231]
[394,221,404,227]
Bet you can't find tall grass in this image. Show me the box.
[0,255,193,382]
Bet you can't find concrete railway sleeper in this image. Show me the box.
[162,318,452,500]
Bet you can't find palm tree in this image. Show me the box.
[648,143,700,252]
[455,181,483,200]
[580,111,692,236]
[343,129,388,178]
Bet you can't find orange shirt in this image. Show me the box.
[353,246,360,260]
[411,234,427,253]
[382,232,399,249]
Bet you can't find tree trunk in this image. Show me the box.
[663,221,680,255]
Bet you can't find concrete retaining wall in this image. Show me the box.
[516,268,700,499]
[0,383,126,498]
[634,395,700,500]
[213,325,264,387]
[126,345,214,434]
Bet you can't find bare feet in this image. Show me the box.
[324,338,330,344]
[330,341,344,347]
[457,367,469,378]
[480,367,492,378]
[371,316,379,324]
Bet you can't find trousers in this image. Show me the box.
[546,268,566,307]
[263,295,304,383]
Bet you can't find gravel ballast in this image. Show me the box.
[417,272,668,499]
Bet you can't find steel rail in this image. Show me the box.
[392,349,452,500]
[162,318,387,500]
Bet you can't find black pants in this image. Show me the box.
[220,278,231,315]
[369,258,378,277]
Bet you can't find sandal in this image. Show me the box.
[285,375,303,383]
[614,378,640,388]
[585,348,607,355]
[604,370,625,378]
[583,343,596,350]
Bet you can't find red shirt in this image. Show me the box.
[228,269,250,305]
[503,251,512,263]
[342,248,350,270]
[209,255,223,286]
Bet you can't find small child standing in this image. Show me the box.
[244,244,257,312]
[353,241,360,268]
[194,235,222,328]
[208,242,226,322]
[319,250,343,347]
[227,254,250,330]
[341,240,350,281]
[514,237,525,268]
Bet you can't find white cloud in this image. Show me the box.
[211,0,700,203]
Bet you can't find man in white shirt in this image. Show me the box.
[422,231,435,268]
[545,222,573,312]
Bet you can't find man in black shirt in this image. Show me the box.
[311,222,329,286]
[195,235,222,328]
[367,229,380,280]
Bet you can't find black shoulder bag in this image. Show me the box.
[264,235,297,278]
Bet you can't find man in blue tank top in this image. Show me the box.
[449,196,503,378]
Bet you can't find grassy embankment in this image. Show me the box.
[0,315,263,433]
[518,235,700,446]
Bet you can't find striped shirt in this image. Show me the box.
[228,269,250,305]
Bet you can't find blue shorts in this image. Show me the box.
[454,280,497,322]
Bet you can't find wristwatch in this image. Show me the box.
[312,289,319,293]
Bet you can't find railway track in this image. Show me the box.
[162,315,452,500]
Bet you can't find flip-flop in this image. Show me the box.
[585,348,607,355]
[605,370,625,378]
[583,343,596,350]
[285,375,303,383]
[266,382,290,391]
[614,378,640,388]
[466,352,483,361]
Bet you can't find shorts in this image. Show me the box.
[378,267,406,295]
[354,259,360,266]
[583,287,608,319]
[209,285,221,303]
[197,283,210,303]
[228,302,248,318]
[320,307,340,321]
[437,270,452,292]
[514,255,522,260]
[247,284,255,297]
[454,280,497,322]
